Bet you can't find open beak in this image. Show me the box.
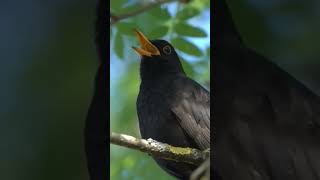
[132,29,160,57]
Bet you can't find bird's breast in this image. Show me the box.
[137,89,196,148]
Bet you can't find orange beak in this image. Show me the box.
[132,29,160,57]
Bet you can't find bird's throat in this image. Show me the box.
[139,59,185,83]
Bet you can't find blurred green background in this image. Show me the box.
[0,0,97,179]
[229,0,320,93]
[0,0,320,180]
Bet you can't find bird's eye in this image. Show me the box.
[163,45,171,55]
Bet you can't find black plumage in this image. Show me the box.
[213,1,320,180]
[133,32,210,179]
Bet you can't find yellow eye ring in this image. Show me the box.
[163,45,171,55]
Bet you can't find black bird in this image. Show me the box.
[132,30,210,179]
[84,0,107,180]
[213,1,320,180]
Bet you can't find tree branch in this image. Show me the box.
[110,0,178,25]
[110,132,209,166]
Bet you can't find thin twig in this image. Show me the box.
[190,158,210,180]
[110,132,209,166]
[110,0,178,25]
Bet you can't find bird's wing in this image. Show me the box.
[170,77,210,149]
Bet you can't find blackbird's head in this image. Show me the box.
[132,30,185,77]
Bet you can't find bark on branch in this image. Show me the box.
[110,132,209,166]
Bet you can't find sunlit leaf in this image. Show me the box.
[189,0,209,10]
[175,22,207,37]
[149,7,171,20]
[148,26,169,39]
[177,7,200,20]
[171,37,203,57]
[114,32,124,59]
[119,4,140,14]
[180,57,195,77]
[110,0,127,11]
[117,22,137,36]
[123,155,136,169]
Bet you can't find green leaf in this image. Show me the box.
[116,22,136,36]
[175,23,207,37]
[110,0,127,11]
[114,32,124,59]
[149,7,171,20]
[171,37,203,57]
[148,26,169,39]
[118,4,140,14]
[177,7,200,20]
[189,0,209,10]
[180,57,195,77]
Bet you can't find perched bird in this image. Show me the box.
[213,1,320,180]
[132,30,210,179]
[84,0,107,180]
